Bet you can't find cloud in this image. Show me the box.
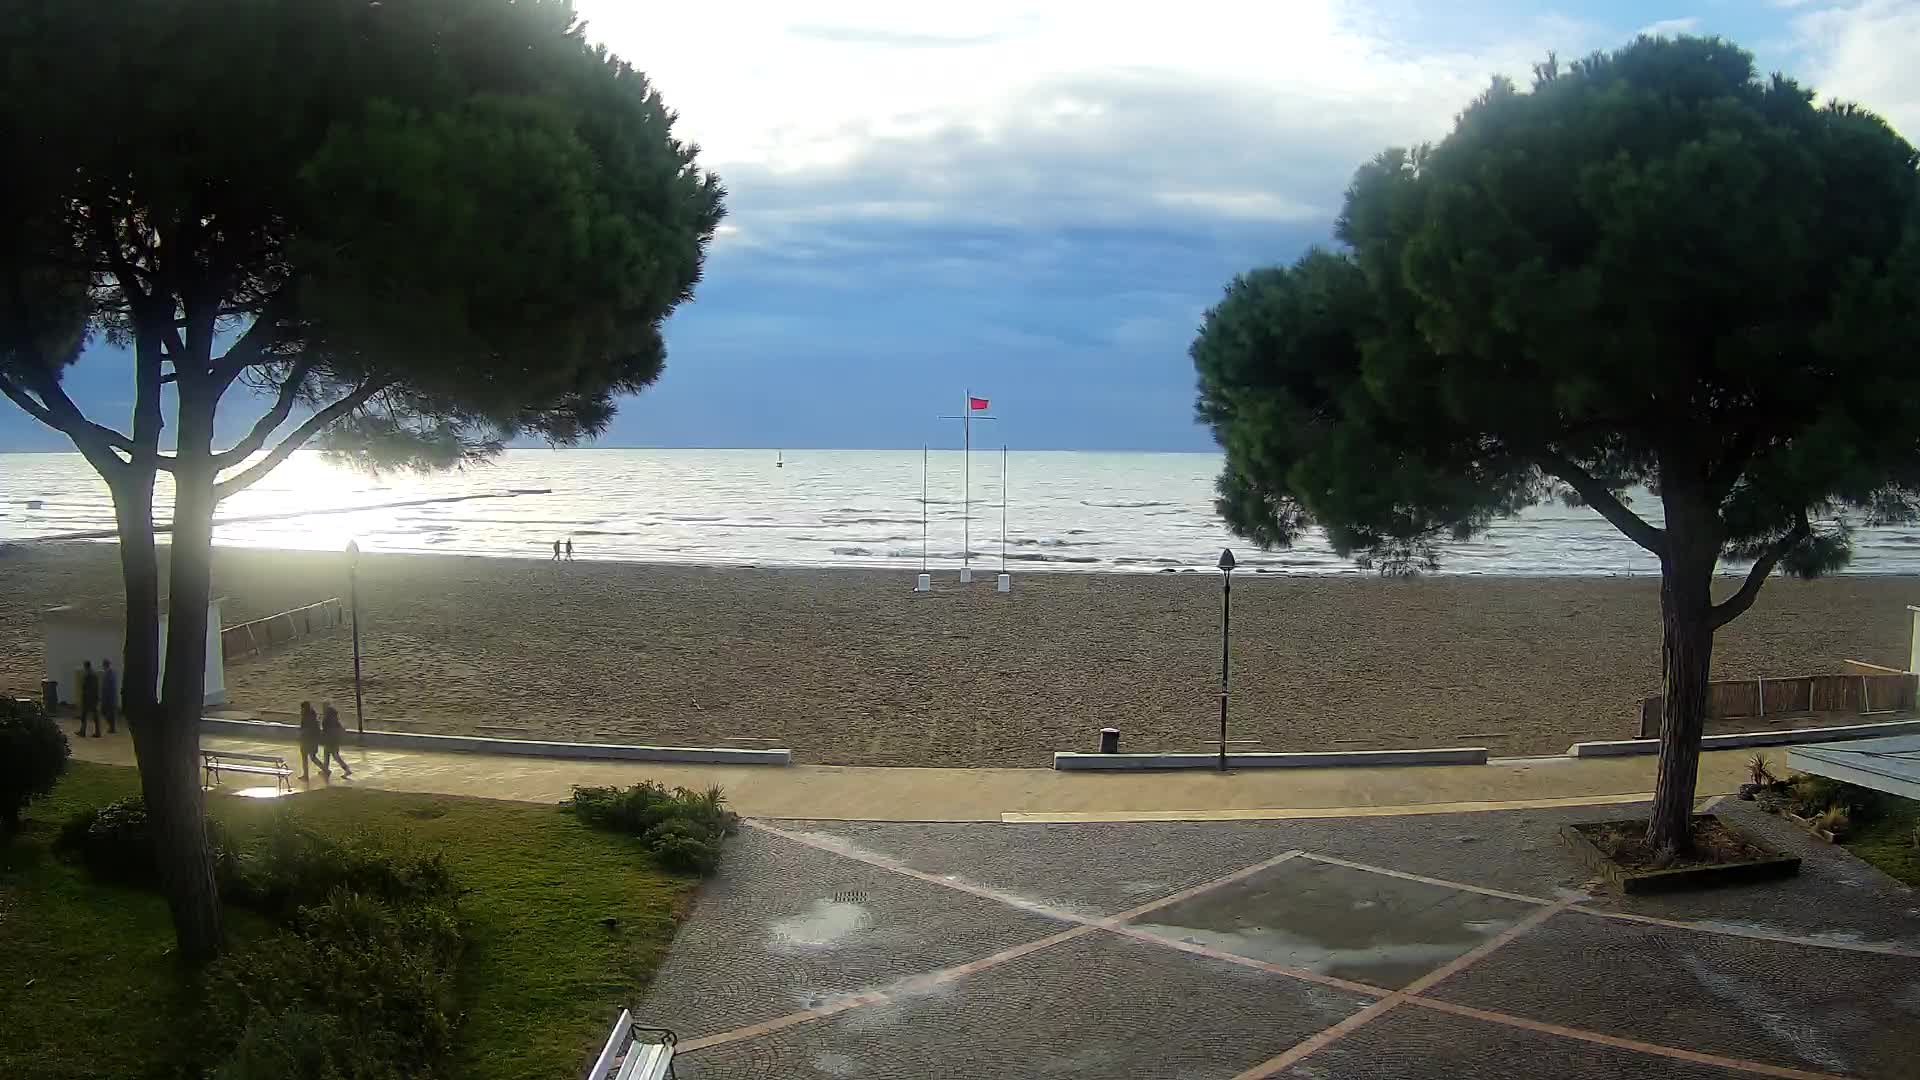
[1790,0,1920,137]
[1638,16,1702,36]
[575,1,1609,236]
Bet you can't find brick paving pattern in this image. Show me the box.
[640,802,1920,1079]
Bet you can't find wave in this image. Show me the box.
[1005,552,1100,563]
[1081,500,1174,509]
[1011,537,1095,547]
[830,546,874,556]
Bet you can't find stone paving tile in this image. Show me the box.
[1432,912,1920,1078]
[775,818,1307,917]
[672,929,1374,1080]
[1127,857,1538,990]
[1275,1004,1743,1080]
[637,828,1071,1038]
[1576,801,1920,949]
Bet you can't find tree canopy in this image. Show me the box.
[1192,34,1920,850]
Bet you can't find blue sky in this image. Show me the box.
[5,0,1916,452]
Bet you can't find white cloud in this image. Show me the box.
[572,1,1608,231]
[1637,16,1702,36]
[1791,0,1920,137]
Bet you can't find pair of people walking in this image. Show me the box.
[75,658,119,738]
[297,700,353,781]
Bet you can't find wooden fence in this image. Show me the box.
[221,597,345,661]
[1638,671,1918,738]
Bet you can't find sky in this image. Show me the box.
[5,0,1918,453]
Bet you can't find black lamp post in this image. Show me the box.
[1217,547,1235,772]
[347,539,364,736]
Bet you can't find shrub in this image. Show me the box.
[57,796,242,891]
[563,782,738,874]
[0,697,69,835]
[232,816,457,916]
[209,889,465,1080]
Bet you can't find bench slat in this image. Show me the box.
[203,751,289,765]
[208,764,290,776]
[586,1010,632,1080]
[614,1042,671,1080]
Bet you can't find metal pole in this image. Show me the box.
[1001,444,1007,573]
[963,390,970,576]
[1219,569,1230,772]
[921,445,928,573]
[350,559,365,736]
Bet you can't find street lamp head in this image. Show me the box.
[346,539,359,562]
[1217,548,1236,573]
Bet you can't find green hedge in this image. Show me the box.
[0,697,69,835]
[562,782,739,874]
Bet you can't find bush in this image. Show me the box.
[0,697,69,835]
[232,816,458,916]
[209,889,465,1080]
[562,782,738,874]
[57,796,241,891]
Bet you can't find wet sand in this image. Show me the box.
[2,544,1913,765]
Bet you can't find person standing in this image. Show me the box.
[78,660,100,738]
[564,538,574,561]
[298,701,326,781]
[320,701,353,778]
[100,659,119,735]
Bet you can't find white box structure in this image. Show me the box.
[42,598,227,707]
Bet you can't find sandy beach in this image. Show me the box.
[3,543,1914,765]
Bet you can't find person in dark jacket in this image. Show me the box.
[78,660,100,737]
[101,659,119,735]
[298,701,326,781]
[320,701,353,778]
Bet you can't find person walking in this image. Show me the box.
[298,701,326,781]
[100,659,119,735]
[78,660,101,737]
[320,701,353,778]
[552,538,562,560]
[564,538,574,561]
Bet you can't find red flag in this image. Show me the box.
[969,397,989,410]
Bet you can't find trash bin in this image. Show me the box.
[41,679,59,713]
[1099,727,1120,754]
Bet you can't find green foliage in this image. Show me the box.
[0,697,68,833]
[1193,35,1920,577]
[233,816,458,916]
[564,782,739,874]
[209,889,466,1080]
[56,796,242,892]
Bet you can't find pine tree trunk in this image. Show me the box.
[149,381,225,964]
[1647,505,1718,855]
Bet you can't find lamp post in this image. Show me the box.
[1217,548,1235,772]
[347,539,364,736]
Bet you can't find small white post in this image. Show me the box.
[960,567,974,583]
[914,573,931,593]
[1909,605,1920,673]
[996,573,1010,593]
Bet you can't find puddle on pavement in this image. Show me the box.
[769,898,871,950]
[1131,861,1524,988]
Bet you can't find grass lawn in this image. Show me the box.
[1843,792,1920,887]
[0,761,701,1080]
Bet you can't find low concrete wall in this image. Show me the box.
[1052,747,1489,771]
[1570,717,1920,758]
[197,717,792,765]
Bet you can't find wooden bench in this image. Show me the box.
[586,1010,675,1080]
[201,749,294,793]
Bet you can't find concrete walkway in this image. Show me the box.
[70,729,1756,821]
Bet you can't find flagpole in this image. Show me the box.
[962,389,971,580]
[1001,444,1007,574]
[921,445,928,574]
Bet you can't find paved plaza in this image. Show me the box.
[641,802,1920,1079]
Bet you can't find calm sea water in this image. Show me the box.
[3,448,1917,575]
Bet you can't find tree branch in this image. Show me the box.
[210,288,300,387]
[213,380,392,501]
[1538,452,1665,556]
[1711,511,1811,630]
[210,358,315,468]
[0,368,135,475]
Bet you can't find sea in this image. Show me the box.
[3,448,1918,576]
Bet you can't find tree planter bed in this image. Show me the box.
[1559,814,1801,894]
